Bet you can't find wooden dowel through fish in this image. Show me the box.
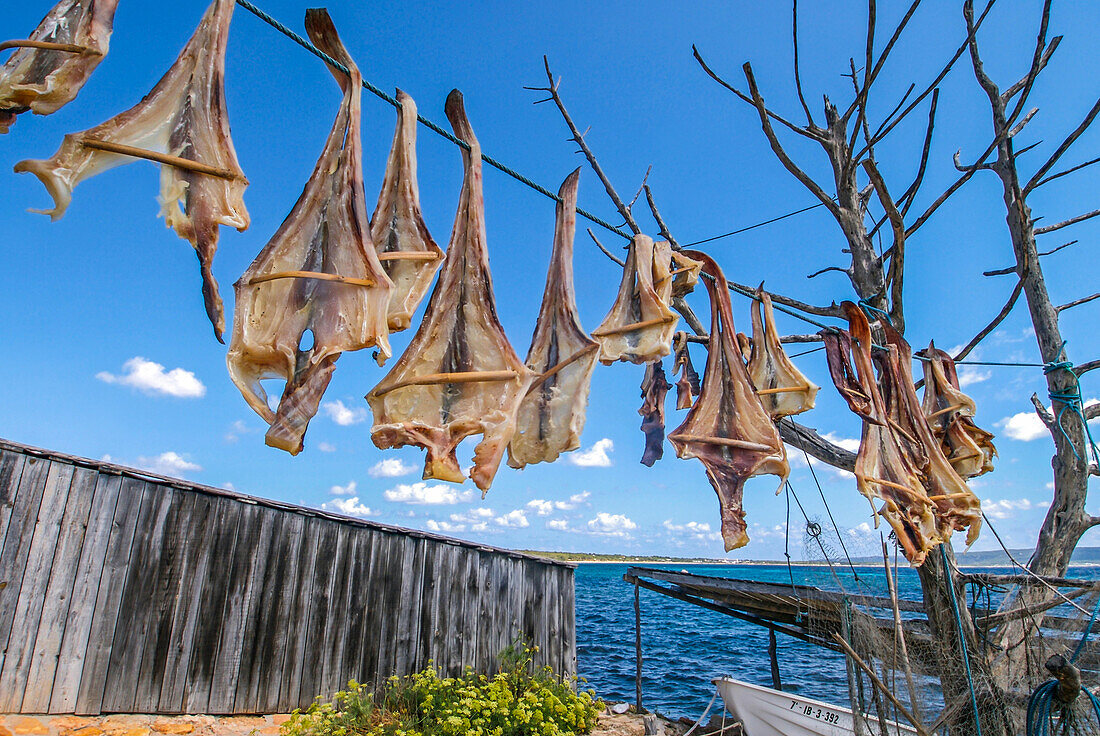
[373,370,520,397]
[376,252,441,262]
[525,345,599,396]
[864,476,925,498]
[80,138,241,181]
[667,433,774,452]
[926,402,967,419]
[591,315,676,337]
[755,385,810,395]
[927,492,975,501]
[249,271,376,288]
[0,39,97,54]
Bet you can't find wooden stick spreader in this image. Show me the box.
[667,434,775,452]
[249,271,376,288]
[372,370,521,397]
[376,252,441,262]
[0,39,98,55]
[80,139,243,181]
[591,315,676,337]
[525,345,599,396]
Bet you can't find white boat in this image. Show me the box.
[714,677,919,736]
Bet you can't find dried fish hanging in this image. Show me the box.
[639,360,672,467]
[368,90,535,494]
[0,0,118,133]
[673,332,700,410]
[507,169,600,470]
[668,251,789,551]
[591,235,701,364]
[370,89,444,334]
[15,0,249,341]
[747,287,819,418]
[226,8,392,455]
[919,343,997,478]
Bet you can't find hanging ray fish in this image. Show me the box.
[15,0,248,341]
[226,8,392,455]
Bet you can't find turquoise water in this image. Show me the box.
[573,562,1099,721]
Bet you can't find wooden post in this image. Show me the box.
[634,581,643,713]
[841,604,868,736]
[768,628,782,690]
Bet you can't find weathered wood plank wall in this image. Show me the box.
[0,439,575,715]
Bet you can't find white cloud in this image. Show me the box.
[369,458,416,478]
[322,400,367,426]
[527,499,554,516]
[569,438,614,467]
[999,411,1048,441]
[547,519,571,531]
[426,519,464,533]
[321,496,375,517]
[822,432,861,452]
[136,451,201,478]
[384,482,474,505]
[663,519,721,542]
[846,522,875,540]
[427,507,495,533]
[97,357,205,398]
[224,419,252,443]
[495,509,529,528]
[958,367,992,387]
[222,482,235,491]
[317,441,336,453]
[330,481,357,496]
[528,491,592,515]
[587,512,637,537]
[984,498,1035,520]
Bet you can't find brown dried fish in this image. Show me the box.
[672,332,700,410]
[368,90,535,493]
[507,169,599,469]
[747,288,819,418]
[0,0,118,133]
[592,236,699,365]
[227,9,392,455]
[370,89,443,333]
[668,251,789,551]
[639,360,671,467]
[919,343,997,479]
[15,0,248,341]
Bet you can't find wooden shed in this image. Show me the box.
[0,437,575,715]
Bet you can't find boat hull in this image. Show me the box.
[714,677,918,736]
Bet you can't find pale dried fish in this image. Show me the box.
[747,288,819,418]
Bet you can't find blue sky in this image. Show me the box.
[3,1,1099,560]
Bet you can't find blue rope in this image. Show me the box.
[856,298,893,326]
[942,545,983,736]
[1072,594,1100,663]
[1024,592,1100,736]
[1043,343,1099,466]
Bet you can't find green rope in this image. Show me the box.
[856,298,893,326]
[942,544,983,736]
[1043,342,1099,466]
[1026,595,1100,736]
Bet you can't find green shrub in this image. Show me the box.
[280,644,600,736]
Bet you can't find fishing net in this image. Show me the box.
[793,523,1100,736]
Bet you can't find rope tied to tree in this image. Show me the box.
[1042,342,1099,466]
[942,544,983,736]
[856,298,894,326]
[1026,595,1100,736]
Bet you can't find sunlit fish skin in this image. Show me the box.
[0,0,118,133]
[746,288,819,419]
[227,9,392,456]
[507,168,599,470]
[919,342,997,479]
[668,251,789,552]
[14,0,248,342]
[370,89,443,334]
[369,90,535,494]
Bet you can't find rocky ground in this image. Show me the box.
[591,703,742,736]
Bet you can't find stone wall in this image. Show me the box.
[0,715,291,736]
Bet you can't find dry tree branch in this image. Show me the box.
[984,240,1077,276]
[1007,108,1039,139]
[740,61,842,219]
[840,0,923,123]
[856,0,996,159]
[1057,292,1100,312]
[952,278,1026,363]
[1003,0,1053,127]
[643,184,680,249]
[1032,156,1100,190]
[1074,360,1100,377]
[862,159,906,330]
[1025,96,1100,193]
[538,57,641,236]
[1002,36,1061,103]
[846,0,877,151]
[1031,393,1057,430]
[1035,207,1100,235]
[587,228,624,267]
[792,0,817,127]
[808,265,851,280]
[692,46,825,142]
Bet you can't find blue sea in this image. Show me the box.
[573,562,1099,721]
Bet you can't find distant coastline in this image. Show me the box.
[519,546,1100,568]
